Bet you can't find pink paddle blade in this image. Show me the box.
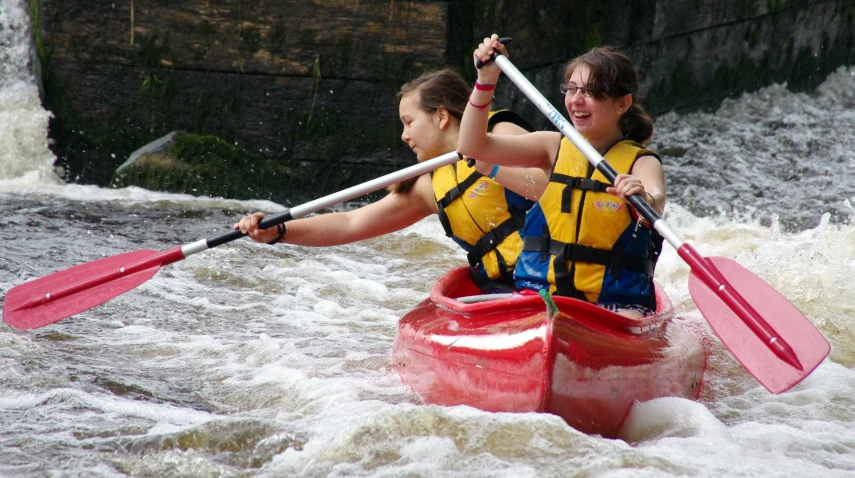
[688,256,830,393]
[3,250,165,330]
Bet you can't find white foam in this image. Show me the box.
[620,397,732,442]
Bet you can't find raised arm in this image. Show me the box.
[235,174,437,246]
[469,120,549,201]
[457,34,557,171]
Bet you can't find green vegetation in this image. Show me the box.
[28,0,45,60]
[110,131,299,201]
[643,36,853,115]
[108,128,405,205]
[767,0,784,15]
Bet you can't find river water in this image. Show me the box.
[2,2,855,477]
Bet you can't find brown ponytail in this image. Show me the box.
[619,103,653,145]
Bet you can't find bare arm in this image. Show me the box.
[457,34,557,171]
[471,121,550,201]
[235,174,437,246]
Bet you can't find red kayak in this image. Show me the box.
[392,267,706,437]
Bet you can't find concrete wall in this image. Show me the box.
[38,0,452,186]
[483,0,855,129]
[34,0,855,191]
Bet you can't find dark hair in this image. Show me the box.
[390,68,472,194]
[396,68,471,120]
[564,46,653,144]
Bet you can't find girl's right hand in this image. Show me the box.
[471,159,494,177]
[474,34,506,84]
[234,212,278,244]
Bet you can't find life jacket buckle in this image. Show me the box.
[561,186,573,213]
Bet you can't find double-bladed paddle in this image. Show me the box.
[2,152,461,330]
[486,52,829,394]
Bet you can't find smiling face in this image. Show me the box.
[399,90,454,162]
[564,65,631,150]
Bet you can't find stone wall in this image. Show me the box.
[37,0,452,188]
[481,0,855,130]
[33,0,855,198]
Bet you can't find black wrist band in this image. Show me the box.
[268,223,287,245]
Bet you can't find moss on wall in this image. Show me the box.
[108,130,405,205]
[109,131,299,201]
[644,31,855,115]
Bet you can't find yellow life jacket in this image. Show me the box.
[432,110,535,290]
[514,138,663,308]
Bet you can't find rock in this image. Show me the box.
[109,131,299,202]
[116,131,177,173]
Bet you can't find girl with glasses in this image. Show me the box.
[457,34,666,317]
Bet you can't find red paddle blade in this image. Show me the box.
[3,250,164,330]
[688,256,830,393]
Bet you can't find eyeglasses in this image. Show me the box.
[559,83,591,97]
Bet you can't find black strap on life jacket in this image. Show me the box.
[434,163,484,238]
[433,164,527,283]
[549,174,611,213]
[469,264,517,293]
[522,234,656,298]
[435,109,536,287]
[523,235,656,275]
[487,109,535,133]
[466,209,526,277]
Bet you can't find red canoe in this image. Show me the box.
[392,266,706,437]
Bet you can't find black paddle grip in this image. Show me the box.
[259,209,294,230]
[209,208,295,249]
[456,152,477,168]
[475,37,512,69]
[595,162,661,224]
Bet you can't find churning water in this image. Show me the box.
[2,0,855,476]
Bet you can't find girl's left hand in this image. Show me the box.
[609,174,656,226]
[608,174,646,200]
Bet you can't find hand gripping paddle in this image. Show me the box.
[3,152,462,330]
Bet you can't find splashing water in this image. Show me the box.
[2,0,855,474]
[0,0,58,183]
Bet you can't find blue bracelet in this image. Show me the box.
[488,164,499,179]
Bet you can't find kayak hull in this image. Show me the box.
[392,267,705,437]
